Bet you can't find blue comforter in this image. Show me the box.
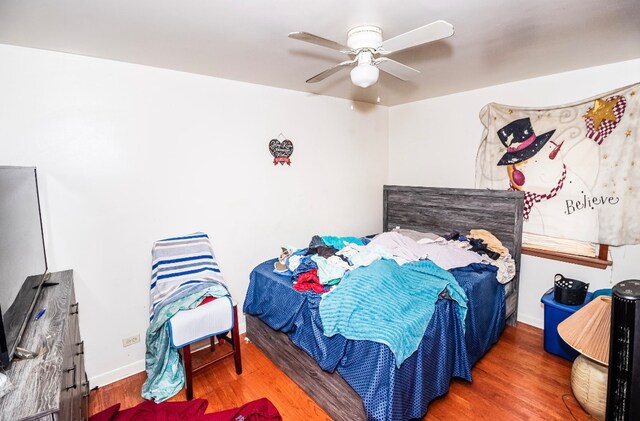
[244,259,504,421]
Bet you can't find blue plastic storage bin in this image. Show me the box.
[541,289,593,361]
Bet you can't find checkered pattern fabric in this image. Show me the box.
[585,95,627,144]
[512,164,567,220]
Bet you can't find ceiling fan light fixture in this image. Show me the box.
[350,63,379,88]
[291,20,454,89]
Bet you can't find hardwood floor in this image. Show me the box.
[90,323,593,420]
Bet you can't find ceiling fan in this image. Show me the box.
[289,20,454,88]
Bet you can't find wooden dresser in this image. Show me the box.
[0,270,88,420]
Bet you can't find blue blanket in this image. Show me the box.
[320,259,467,367]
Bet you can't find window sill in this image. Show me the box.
[522,246,612,269]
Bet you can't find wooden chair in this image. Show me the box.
[168,296,243,400]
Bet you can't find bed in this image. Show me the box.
[244,186,524,420]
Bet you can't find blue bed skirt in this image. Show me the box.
[243,259,505,421]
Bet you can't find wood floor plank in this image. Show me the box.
[90,324,591,420]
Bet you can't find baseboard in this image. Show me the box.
[89,359,145,388]
[89,324,248,388]
[517,313,543,329]
[89,322,248,388]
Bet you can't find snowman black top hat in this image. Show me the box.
[497,117,556,166]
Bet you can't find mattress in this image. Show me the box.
[243,259,505,421]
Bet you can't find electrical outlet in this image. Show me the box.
[122,334,140,347]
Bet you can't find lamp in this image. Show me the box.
[350,50,379,88]
[350,64,379,88]
[558,295,610,365]
[558,296,611,420]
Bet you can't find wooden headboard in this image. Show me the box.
[383,185,524,325]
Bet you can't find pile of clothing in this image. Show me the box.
[444,229,516,284]
[273,228,516,292]
[275,235,399,292]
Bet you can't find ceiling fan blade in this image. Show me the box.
[379,20,454,55]
[306,59,357,83]
[289,32,352,53]
[374,57,420,81]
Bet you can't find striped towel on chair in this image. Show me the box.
[149,232,228,321]
[143,232,231,402]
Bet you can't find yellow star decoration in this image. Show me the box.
[626,129,632,138]
[631,91,636,96]
[583,97,619,131]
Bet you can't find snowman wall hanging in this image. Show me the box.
[476,82,639,246]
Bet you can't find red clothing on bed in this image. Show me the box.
[293,269,326,293]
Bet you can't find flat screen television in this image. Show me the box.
[0,166,48,369]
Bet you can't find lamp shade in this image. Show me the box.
[350,64,379,88]
[558,296,611,365]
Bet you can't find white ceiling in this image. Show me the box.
[1,0,639,106]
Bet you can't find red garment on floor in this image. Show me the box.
[293,269,326,293]
[110,399,208,420]
[89,399,208,421]
[202,398,282,421]
[89,398,282,421]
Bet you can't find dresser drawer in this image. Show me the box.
[58,299,83,421]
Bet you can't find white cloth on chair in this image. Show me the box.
[168,296,234,348]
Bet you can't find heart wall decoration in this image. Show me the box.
[269,137,294,166]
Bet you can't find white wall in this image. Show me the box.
[389,58,640,328]
[0,44,389,386]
